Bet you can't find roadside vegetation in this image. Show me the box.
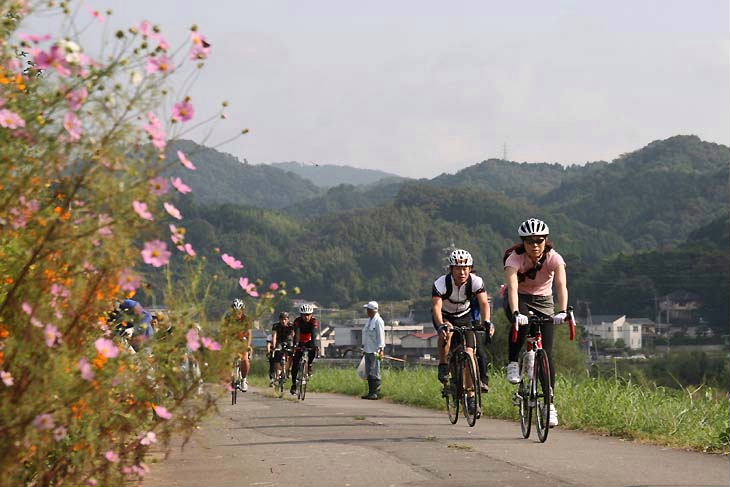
[249,361,729,454]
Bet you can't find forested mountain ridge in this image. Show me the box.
[539,135,729,248]
[154,135,728,328]
[270,161,405,188]
[166,140,322,208]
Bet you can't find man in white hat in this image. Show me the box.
[361,301,385,400]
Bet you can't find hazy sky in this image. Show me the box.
[27,1,730,177]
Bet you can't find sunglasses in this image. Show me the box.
[523,237,546,245]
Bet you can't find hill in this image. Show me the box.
[540,135,729,248]
[270,161,405,188]
[166,141,321,208]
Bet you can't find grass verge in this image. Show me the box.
[249,361,729,453]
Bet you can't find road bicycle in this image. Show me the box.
[294,347,312,401]
[231,357,243,405]
[273,345,293,398]
[513,306,576,442]
[443,322,484,427]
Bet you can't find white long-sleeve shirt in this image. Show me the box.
[362,313,385,353]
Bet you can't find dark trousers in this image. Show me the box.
[505,294,556,388]
[291,346,316,382]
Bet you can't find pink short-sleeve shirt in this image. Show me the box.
[504,248,566,296]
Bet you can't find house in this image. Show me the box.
[400,332,439,358]
[584,315,643,350]
[658,291,702,324]
[324,321,425,357]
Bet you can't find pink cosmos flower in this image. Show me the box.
[170,177,192,194]
[51,283,70,298]
[44,324,62,347]
[177,242,196,256]
[19,33,53,44]
[78,357,95,381]
[146,55,173,74]
[222,253,244,270]
[201,336,222,351]
[31,317,44,328]
[172,99,195,122]
[156,35,171,51]
[104,450,120,463]
[33,413,56,430]
[141,240,171,267]
[269,282,280,291]
[149,177,170,195]
[95,338,120,358]
[88,478,98,486]
[139,20,155,37]
[63,111,84,140]
[98,213,113,237]
[190,32,212,60]
[118,268,141,292]
[163,202,182,220]
[186,328,201,351]
[152,404,173,420]
[0,109,26,129]
[169,224,185,245]
[144,112,167,150]
[133,200,154,221]
[140,431,157,446]
[21,302,34,316]
[34,45,72,76]
[53,425,68,441]
[239,277,259,298]
[177,150,197,170]
[1,370,13,386]
[66,87,88,111]
[88,7,106,22]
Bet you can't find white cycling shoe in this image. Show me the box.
[549,404,559,427]
[241,378,249,392]
[507,362,520,384]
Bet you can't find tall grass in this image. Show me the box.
[250,361,729,453]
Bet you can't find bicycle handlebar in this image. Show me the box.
[510,306,578,343]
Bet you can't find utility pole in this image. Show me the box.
[502,142,508,161]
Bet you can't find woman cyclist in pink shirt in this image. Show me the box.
[503,218,568,427]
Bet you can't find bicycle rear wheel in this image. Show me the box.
[445,357,459,424]
[231,360,241,405]
[460,353,480,427]
[276,370,285,397]
[297,356,309,401]
[518,354,532,438]
[535,350,552,443]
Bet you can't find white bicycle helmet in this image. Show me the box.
[518,218,550,237]
[299,303,315,314]
[448,249,473,267]
[232,298,246,310]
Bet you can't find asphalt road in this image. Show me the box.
[142,387,729,487]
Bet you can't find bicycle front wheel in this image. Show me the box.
[445,358,459,424]
[460,353,480,427]
[518,354,532,438]
[535,350,552,443]
[297,357,309,401]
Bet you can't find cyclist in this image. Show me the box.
[290,303,320,395]
[222,298,251,392]
[271,311,295,385]
[503,218,567,427]
[110,298,156,352]
[432,249,494,412]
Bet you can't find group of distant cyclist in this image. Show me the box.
[107,217,570,428]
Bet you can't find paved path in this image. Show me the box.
[143,387,728,486]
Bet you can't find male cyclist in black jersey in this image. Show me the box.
[432,249,494,407]
[271,311,295,383]
[290,303,320,395]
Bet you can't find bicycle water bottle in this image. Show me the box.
[523,350,535,379]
